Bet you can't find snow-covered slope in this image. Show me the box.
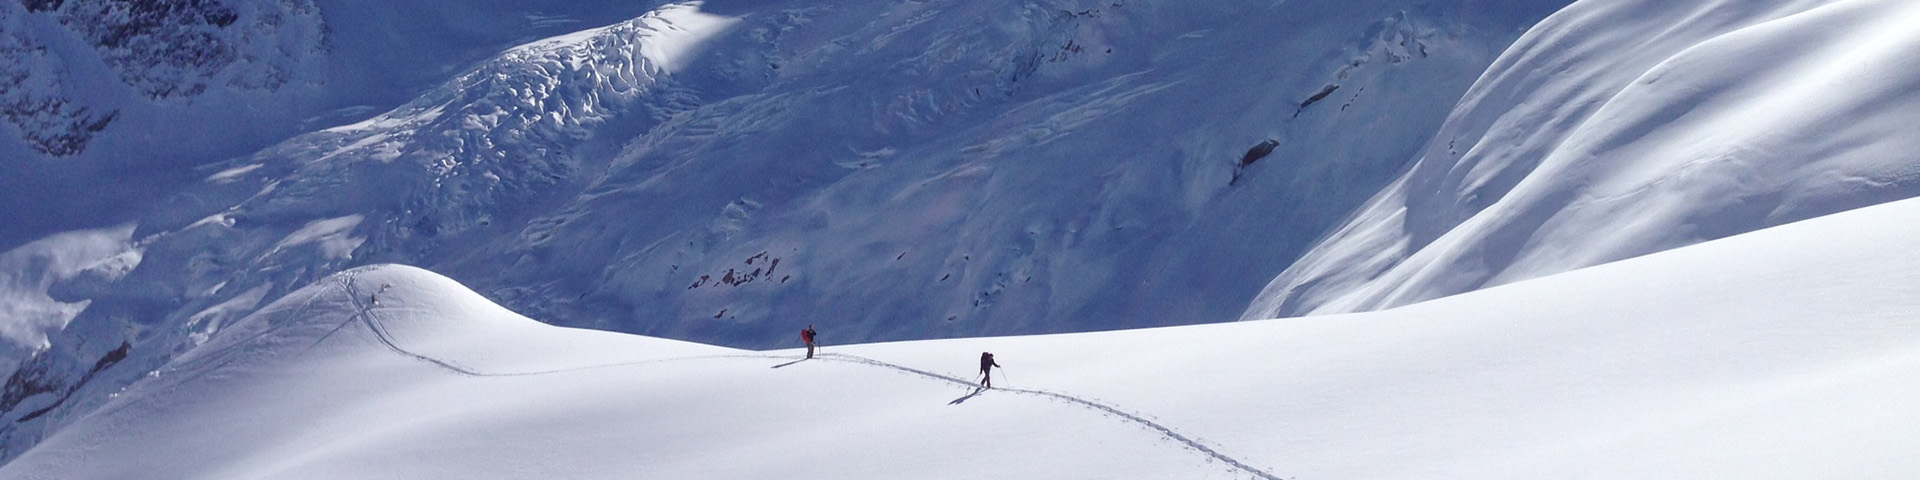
[1243,0,1920,319]
[20,0,1920,468]
[0,2,731,458]
[9,195,1920,479]
[0,0,1563,459]
[0,0,1574,460]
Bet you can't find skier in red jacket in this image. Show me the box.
[801,325,818,359]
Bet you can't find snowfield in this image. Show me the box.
[8,195,1919,479]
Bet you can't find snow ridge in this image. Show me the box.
[337,265,1286,480]
[332,268,753,378]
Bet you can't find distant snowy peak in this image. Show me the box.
[0,0,325,157]
[1244,0,1920,319]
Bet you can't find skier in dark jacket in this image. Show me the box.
[801,325,818,358]
[979,352,1001,389]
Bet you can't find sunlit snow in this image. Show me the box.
[3,0,1919,472]
[9,196,1920,479]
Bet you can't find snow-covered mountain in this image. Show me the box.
[0,0,1566,460]
[6,0,1920,468]
[7,193,1920,479]
[124,0,1555,350]
[1242,0,1920,319]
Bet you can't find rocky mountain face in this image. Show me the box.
[0,0,1567,462]
[0,0,324,157]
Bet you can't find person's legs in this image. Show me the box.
[806,343,814,358]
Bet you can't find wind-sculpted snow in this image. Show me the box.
[1245,0,1920,319]
[0,226,138,375]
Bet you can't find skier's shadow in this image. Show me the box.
[948,386,986,405]
[771,358,809,369]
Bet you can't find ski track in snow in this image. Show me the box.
[331,272,1286,480]
[816,353,1288,480]
[334,273,743,377]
